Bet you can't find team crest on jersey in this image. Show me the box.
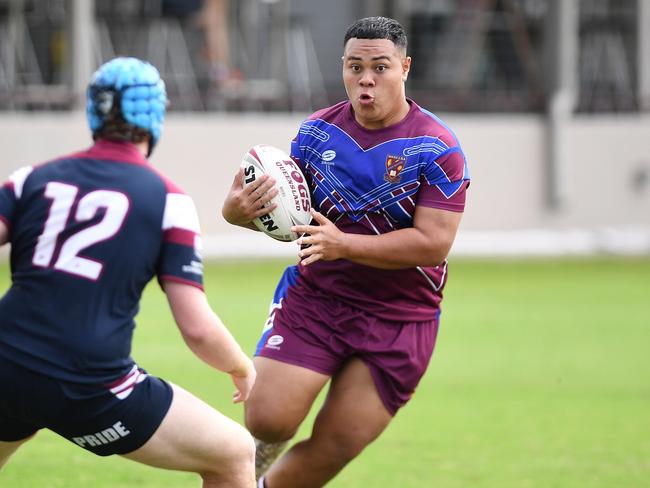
[384,155,406,183]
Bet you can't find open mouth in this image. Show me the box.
[359,93,374,104]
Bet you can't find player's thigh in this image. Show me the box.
[245,357,330,439]
[123,383,254,474]
[310,358,393,458]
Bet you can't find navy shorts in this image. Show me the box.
[0,356,173,456]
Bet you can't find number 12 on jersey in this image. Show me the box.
[32,182,130,280]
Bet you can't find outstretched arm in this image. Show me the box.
[221,167,278,229]
[0,220,8,246]
[163,280,256,403]
[293,206,464,269]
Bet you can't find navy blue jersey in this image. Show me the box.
[0,140,203,384]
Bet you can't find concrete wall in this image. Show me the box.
[1,111,649,256]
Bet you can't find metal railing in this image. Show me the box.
[0,0,645,113]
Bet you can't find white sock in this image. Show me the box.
[258,476,266,488]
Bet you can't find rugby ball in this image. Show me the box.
[241,144,311,241]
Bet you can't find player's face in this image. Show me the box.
[342,38,411,130]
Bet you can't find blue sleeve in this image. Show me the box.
[422,147,470,187]
[290,126,305,171]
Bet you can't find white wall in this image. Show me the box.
[1,112,649,256]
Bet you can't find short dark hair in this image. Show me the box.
[93,99,151,144]
[343,16,407,52]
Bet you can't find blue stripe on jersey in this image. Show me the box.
[255,265,299,356]
[418,107,462,147]
[435,180,467,199]
[418,107,471,181]
[294,119,465,228]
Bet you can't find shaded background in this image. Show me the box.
[1,0,649,257]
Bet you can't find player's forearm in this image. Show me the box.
[0,220,8,245]
[180,312,252,376]
[341,227,453,269]
[165,281,252,376]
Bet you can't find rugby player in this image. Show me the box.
[223,16,470,488]
[0,57,256,487]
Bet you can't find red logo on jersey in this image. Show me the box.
[384,155,406,183]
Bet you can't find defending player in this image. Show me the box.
[0,57,256,487]
[223,16,470,488]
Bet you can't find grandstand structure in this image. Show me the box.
[1,0,649,256]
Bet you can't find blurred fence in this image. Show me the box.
[0,0,647,113]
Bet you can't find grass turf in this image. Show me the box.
[1,258,649,487]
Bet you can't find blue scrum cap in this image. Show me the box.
[86,57,167,156]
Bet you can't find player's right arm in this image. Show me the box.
[163,280,256,403]
[221,167,278,229]
[160,187,255,402]
[0,220,8,246]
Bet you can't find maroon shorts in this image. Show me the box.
[255,266,440,415]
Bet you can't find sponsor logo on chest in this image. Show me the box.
[321,150,336,165]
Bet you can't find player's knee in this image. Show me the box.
[202,425,255,480]
[245,407,297,443]
[234,434,256,475]
[226,424,256,466]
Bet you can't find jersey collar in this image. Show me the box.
[80,139,149,166]
[346,98,419,133]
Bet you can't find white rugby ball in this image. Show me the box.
[241,144,311,242]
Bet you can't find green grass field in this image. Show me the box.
[1,258,649,487]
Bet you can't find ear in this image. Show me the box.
[402,56,412,82]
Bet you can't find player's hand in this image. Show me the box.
[293,209,346,266]
[221,168,278,226]
[230,356,256,403]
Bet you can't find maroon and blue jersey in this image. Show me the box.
[290,99,470,321]
[0,140,203,384]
